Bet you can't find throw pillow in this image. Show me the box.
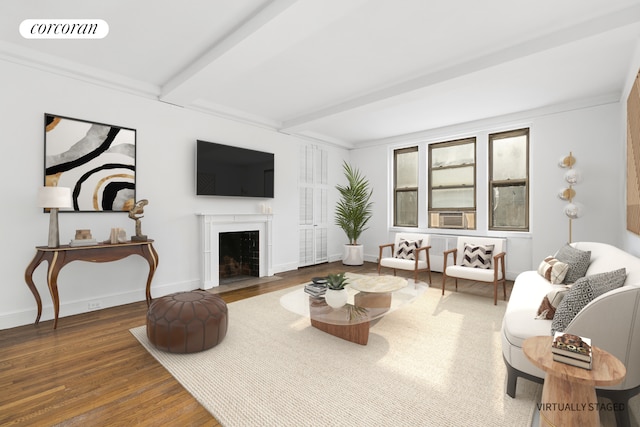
[555,244,591,284]
[395,239,422,260]
[551,268,627,334]
[536,287,570,319]
[461,243,494,269]
[537,256,570,284]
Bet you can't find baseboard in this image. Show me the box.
[0,279,200,331]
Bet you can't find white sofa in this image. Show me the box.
[501,242,640,427]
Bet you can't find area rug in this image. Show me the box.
[131,286,542,426]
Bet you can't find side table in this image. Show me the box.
[523,335,626,426]
[24,240,159,329]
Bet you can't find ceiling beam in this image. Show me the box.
[160,0,299,105]
[280,3,640,133]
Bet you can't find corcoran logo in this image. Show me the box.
[20,19,109,39]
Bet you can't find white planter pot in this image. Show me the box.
[325,288,348,308]
[342,244,364,266]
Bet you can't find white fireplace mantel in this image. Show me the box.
[198,213,273,288]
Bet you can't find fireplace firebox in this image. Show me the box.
[219,231,259,284]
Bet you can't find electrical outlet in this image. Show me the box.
[88,301,102,311]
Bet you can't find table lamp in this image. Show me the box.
[38,186,72,248]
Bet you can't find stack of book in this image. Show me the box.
[551,331,593,370]
[304,281,327,298]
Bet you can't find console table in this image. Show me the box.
[24,240,159,329]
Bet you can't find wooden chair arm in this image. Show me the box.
[493,251,506,280]
[415,245,431,267]
[443,248,457,271]
[379,243,395,260]
[416,245,431,254]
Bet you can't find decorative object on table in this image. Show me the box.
[44,113,136,212]
[107,227,127,244]
[129,199,149,241]
[335,161,373,266]
[324,272,349,308]
[69,229,97,247]
[557,152,583,243]
[38,186,73,248]
[551,331,592,369]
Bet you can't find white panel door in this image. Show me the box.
[299,144,328,267]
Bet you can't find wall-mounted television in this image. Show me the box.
[196,140,274,198]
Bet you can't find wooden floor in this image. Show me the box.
[0,262,512,426]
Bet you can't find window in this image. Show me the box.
[393,146,418,227]
[489,128,529,231]
[428,138,476,229]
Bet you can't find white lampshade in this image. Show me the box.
[38,186,72,209]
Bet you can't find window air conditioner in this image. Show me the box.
[440,212,465,229]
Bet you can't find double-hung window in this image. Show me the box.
[393,146,418,227]
[428,138,476,229]
[489,128,529,231]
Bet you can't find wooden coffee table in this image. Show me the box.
[280,273,427,345]
[523,335,626,427]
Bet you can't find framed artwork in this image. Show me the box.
[44,113,136,212]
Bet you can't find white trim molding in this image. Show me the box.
[198,213,273,288]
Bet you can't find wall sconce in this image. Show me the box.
[38,186,72,248]
[557,152,583,243]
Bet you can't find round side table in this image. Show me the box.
[523,336,626,427]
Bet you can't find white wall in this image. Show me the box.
[350,102,624,279]
[0,59,349,329]
[1,55,629,330]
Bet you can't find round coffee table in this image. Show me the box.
[280,273,427,345]
[523,335,626,426]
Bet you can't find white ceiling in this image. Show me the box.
[2,0,640,148]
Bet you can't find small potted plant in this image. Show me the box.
[335,162,373,266]
[325,272,349,308]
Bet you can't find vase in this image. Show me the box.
[325,288,348,308]
[342,244,364,266]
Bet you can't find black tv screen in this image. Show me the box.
[196,140,274,198]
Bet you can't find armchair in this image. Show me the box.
[442,236,506,305]
[378,233,432,283]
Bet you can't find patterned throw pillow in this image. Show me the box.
[537,256,570,284]
[555,244,591,284]
[461,243,494,269]
[536,287,570,319]
[395,239,422,260]
[551,268,626,334]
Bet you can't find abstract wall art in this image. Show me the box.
[44,114,136,212]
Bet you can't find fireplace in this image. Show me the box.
[199,214,273,288]
[219,231,259,284]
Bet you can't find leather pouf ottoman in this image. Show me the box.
[146,290,228,353]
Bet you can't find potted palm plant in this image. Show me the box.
[335,162,373,265]
[325,272,349,308]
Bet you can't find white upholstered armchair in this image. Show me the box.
[378,233,432,283]
[442,236,506,305]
